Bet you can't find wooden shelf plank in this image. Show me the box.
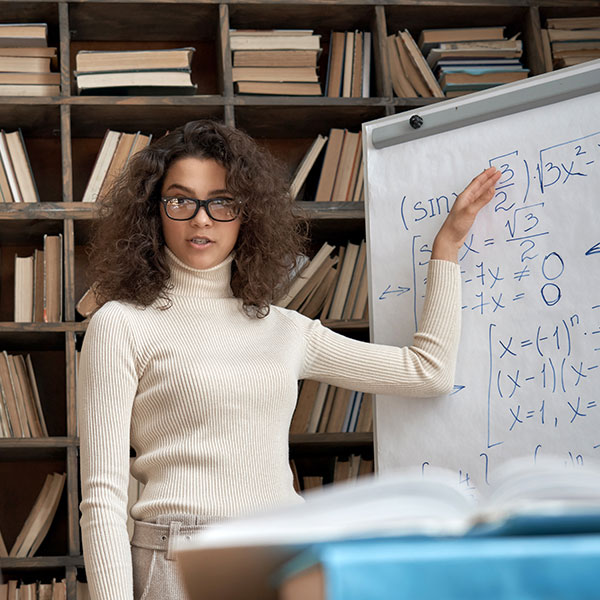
[289,432,373,447]
[0,437,78,449]
[0,555,84,569]
[0,323,87,333]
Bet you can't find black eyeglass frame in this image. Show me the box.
[160,196,242,222]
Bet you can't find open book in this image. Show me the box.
[175,456,600,600]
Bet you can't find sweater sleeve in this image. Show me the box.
[298,259,462,397]
[77,302,139,600]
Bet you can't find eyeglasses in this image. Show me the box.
[160,196,242,222]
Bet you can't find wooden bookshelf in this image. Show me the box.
[0,0,598,596]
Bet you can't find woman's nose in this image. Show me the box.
[191,205,212,226]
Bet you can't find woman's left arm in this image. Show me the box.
[298,167,501,397]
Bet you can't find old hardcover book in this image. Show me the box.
[547,28,600,42]
[341,240,366,320]
[0,46,55,57]
[418,26,505,54]
[326,31,345,97]
[314,128,345,202]
[26,354,48,437]
[316,383,337,433]
[0,83,59,96]
[343,132,363,203]
[330,131,360,203]
[75,69,194,91]
[327,242,360,321]
[439,69,528,88]
[0,148,14,202]
[288,255,337,313]
[33,249,44,322]
[355,393,373,432]
[0,72,58,85]
[276,242,335,308]
[229,33,321,51]
[290,380,321,434]
[76,286,100,318]
[233,50,319,67]
[0,351,25,437]
[387,35,416,97]
[100,132,137,195]
[0,23,47,47]
[81,130,121,202]
[302,476,323,491]
[306,382,330,434]
[341,31,354,97]
[11,355,43,438]
[43,234,63,323]
[14,254,34,322]
[232,67,318,82]
[325,387,353,432]
[400,30,445,98]
[75,48,195,72]
[362,31,371,97]
[0,131,22,201]
[10,472,66,557]
[351,31,363,98]
[395,35,430,97]
[300,264,339,320]
[546,16,600,30]
[235,81,321,95]
[6,355,31,437]
[351,152,364,203]
[319,246,343,321]
[4,129,40,202]
[289,134,328,201]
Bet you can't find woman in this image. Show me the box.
[77,119,501,600]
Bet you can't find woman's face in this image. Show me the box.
[160,156,241,270]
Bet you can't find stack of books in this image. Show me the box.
[0,22,59,96]
[74,47,196,95]
[419,27,528,97]
[14,234,63,323]
[541,17,600,70]
[314,128,364,203]
[387,30,444,98]
[230,29,322,95]
[82,129,152,202]
[325,30,371,97]
[0,351,47,439]
[291,379,373,435]
[276,240,368,323]
[0,129,40,203]
[0,578,69,599]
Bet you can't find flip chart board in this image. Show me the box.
[363,60,600,488]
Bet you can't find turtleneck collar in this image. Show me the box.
[164,246,235,299]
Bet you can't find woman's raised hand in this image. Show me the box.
[431,167,502,263]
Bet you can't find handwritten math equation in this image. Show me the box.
[378,130,600,482]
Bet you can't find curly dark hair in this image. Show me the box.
[87,119,308,318]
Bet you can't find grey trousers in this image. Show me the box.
[131,515,210,600]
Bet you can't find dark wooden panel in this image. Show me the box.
[234,104,386,137]
[0,458,68,556]
[229,3,377,31]
[68,2,219,41]
[0,104,61,138]
[69,102,225,137]
[384,4,529,39]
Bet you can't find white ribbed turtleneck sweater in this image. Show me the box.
[77,247,461,600]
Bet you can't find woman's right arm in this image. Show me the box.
[78,303,139,600]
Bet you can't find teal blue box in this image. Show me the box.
[278,534,600,600]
